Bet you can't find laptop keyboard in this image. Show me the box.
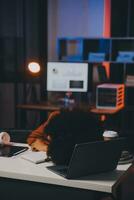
[58,167,68,174]
[47,165,68,176]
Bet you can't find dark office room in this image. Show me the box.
[0,0,134,200]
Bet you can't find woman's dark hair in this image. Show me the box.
[45,107,104,165]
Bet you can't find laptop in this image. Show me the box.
[47,138,125,179]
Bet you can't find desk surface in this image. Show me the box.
[17,102,123,114]
[0,146,130,193]
[17,102,60,111]
[90,107,123,114]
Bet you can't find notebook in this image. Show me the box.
[47,138,125,179]
[21,151,47,164]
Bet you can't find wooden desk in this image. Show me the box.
[17,102,60,112]
[17,102,123,114]
[91,107,124,123]
[16,102,123,129]
[16,102,61,128]
[90,107,123,115]
[0,148,130,200]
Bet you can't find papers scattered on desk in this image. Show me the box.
[21,151,47,164]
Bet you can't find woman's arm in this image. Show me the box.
[27,111,60,151]
[27,122,49,151]
[27,122,47,145]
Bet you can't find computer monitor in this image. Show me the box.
[47,62,88,92]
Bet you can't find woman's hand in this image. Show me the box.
[31,139,48,152]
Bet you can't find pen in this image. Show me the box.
[13,148,28,156]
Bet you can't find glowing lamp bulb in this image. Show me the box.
[28,62,40,74]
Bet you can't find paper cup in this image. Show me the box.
[103,130,118,141]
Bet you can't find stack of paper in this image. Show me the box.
[21,151,47,164]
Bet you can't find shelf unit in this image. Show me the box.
[57,37,134,63]
[56,37,134,136]
[57,37,111,62]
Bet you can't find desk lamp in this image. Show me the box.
[27,61,41,104]
[28,62,41,75]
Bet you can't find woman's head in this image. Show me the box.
[45,107,104,165]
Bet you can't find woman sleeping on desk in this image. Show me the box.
[27,107,104,165]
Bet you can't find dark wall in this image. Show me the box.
[111,0,134,37]
[0,0,47,129]
[0,0,47,81]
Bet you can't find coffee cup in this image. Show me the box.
[103,130,118,141]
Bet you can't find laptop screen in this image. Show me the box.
[47,138,125,179]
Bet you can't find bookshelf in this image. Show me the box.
[56,37,134,137]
